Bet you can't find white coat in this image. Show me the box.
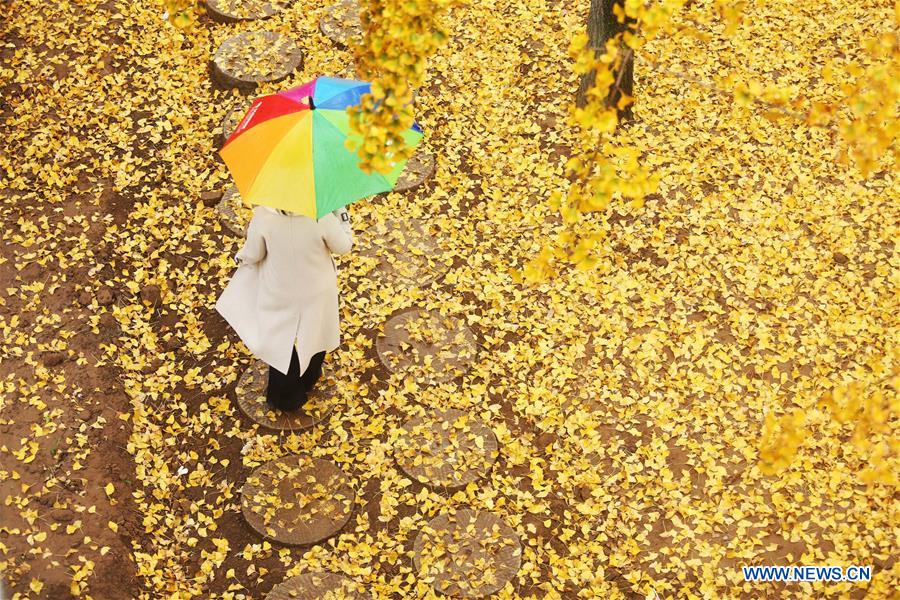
[216,205,353,375]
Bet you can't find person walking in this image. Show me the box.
[214,75,424,412]
[216,205,353,411]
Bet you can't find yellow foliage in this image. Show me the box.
[346,0,460,175]
[1,0,897,597]
[758,409,806,475]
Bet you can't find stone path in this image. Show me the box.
[319,0,362,49]
[241,454,355,546]
[206,0,292,22]
[413,508,522,597]
[376,308,478,385]
[393,408,499,489]
[266,572,367,599]
[357,215,453,286]
[393,149,435,192]
[218,104,246,146]
[212,30,303,90]
[235,361,336,431]
[204,3,521,596]
[215,185,250,235]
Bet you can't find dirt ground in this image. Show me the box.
[0,185,143,596]
[0,0,144,595]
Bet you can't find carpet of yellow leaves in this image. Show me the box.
[0,0,897,598]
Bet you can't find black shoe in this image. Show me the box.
[266,392,300,413]
[291,391,309,412]
[299,372,321,393]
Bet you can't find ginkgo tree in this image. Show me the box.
[163,0,201,29]
[550,0,897,278]
[550,0,898,482]
[346,0,899,484]
[344,0,459,174]
[575,0,633,119]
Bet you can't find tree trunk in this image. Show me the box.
[576,0,634,121]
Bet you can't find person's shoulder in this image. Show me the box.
[255,206,288,222]
[249,206,277,231]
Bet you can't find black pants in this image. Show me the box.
[266,348,326,411]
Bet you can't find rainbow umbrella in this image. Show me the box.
[218,76,424,218]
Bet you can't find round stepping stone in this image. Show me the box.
[394,408,499,489]
[241,454,355,545]
[212,31,303,89]
[206,0,292,22]
[216,185,252,235]
[358,216,453,287]
[266,572,366,599]
[376,309,477,384]
[413,508,521,598]
[319,0,362,49]
[235,361,337,432]
[219,104,248,146]
[393,149,435,192]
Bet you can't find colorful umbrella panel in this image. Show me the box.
[219,76,424,219]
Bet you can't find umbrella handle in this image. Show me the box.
[307,95,315,110]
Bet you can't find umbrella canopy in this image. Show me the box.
[219,76,424,219]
